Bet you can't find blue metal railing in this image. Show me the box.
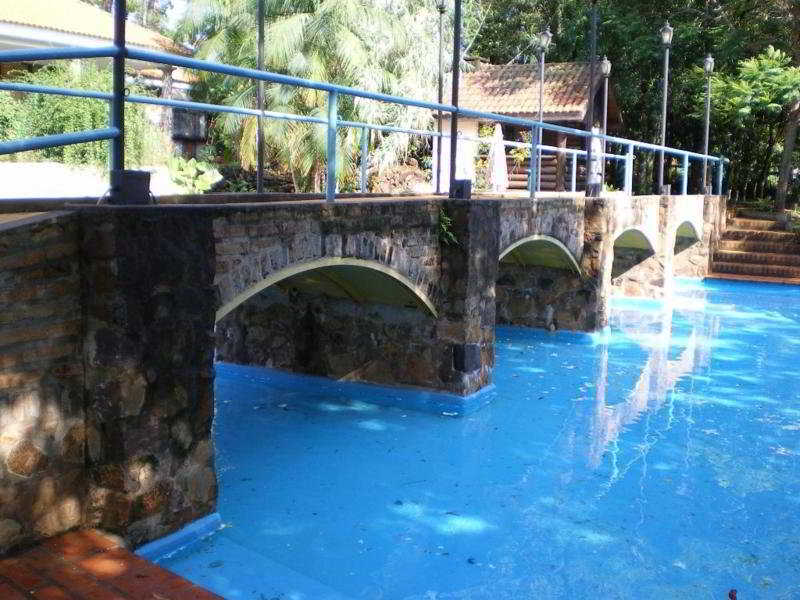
[0,0,728,203]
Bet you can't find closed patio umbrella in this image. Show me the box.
[489,123,508,193]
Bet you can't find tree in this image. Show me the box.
[706,47,800,202]
[178,0,442,192]
[776,0,800,211]
[84,0,174,33]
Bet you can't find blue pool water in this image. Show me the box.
[151,280,800,599]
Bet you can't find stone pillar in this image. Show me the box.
[580,198,613,329]
[658,194,676,297]
[436,199,500,395]
[81,209,218,547]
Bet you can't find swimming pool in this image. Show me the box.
[146,279,800,599]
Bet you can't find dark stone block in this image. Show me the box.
[453,343,481,373]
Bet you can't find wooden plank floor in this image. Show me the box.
[0,529,222,600]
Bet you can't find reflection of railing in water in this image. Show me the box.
[586,302,716,473]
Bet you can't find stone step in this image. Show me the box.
[714,250,800,267]
[722,229,798,243]
[718,239,800,254]
[729,217,784,231]
[711,260,800,279]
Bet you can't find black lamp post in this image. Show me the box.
[256,0,265,194]
[585,0,600,196]
[448,0,463,196]
[600,55,611,186]
[702,54,714,192]
[657,21,673,194]
[435,0,446,194]
[536,27,552,192]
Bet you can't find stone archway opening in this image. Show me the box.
[214,258,441,389]
[611,229,656,278]
[495,235,592,331]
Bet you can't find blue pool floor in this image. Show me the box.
[151,279,800,599]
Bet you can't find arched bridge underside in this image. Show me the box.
[0,193,726,554]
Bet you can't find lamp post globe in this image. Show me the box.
[600,55,611,78]
[539,26,553,53]
[660,21,674,47]
[704,54,715,77]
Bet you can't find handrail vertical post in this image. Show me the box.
[110,0,125,188]
[529,126,538,198]
[360,126,368,193]
[681,152,689,195]
[716,156,724,195]
[571,153,577,192]
[256,0,265,194]
[326,90,338,202]
[625,143,634,194]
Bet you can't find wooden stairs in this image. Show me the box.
[710,216,800,284]
[505,155,583,192]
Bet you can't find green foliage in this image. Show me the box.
[167,157,222,193]
[438,207,459,246]
[0,63,164,168]
[178,0,442,193]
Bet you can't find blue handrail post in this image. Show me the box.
[110,0,125,194]
[716,156,724,195]
[624,144,634,194]
[529,126,538,199]
[360,126,368,193]
[681,153,689,195]
[326,91,338,203]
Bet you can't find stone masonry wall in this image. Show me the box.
[0,213,85,554]
[496,264,592,331]
[216,287,440,387]
[81,209,218,548]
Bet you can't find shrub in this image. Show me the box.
[0,63,166,167]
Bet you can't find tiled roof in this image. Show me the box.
[450,62,599,122]
[0,0,190,55]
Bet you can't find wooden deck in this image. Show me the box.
[0,529,222,600]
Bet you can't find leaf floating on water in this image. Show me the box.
[209,560,224,568]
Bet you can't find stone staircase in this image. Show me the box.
[711,217,800,281]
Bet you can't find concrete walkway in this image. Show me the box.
[0,529,221,600]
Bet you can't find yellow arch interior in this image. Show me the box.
[614,229,655,252]
[499,235,582,275]
[216,257,438,322]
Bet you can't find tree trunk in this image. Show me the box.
[776,102,799,211]
[776,2,800,211]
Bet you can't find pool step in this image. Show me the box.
[721,228,798,243]
[710,214,800,282]
[729,217,785,231]
[712,261,800,279]
[718,239,800,254]
[714,250,800,267]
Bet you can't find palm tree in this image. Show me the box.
[178,0,443,192]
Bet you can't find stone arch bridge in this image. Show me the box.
[0,192,725,553]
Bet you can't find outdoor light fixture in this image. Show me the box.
[660,21,674,48]
[534,27,552,193]
[704,54,715,77]
[703,54,715,190]
[658,21,674,193]
[539,27,553,53]
[600,55,611,78]
[435,0,446,194]
[601,56,611,183]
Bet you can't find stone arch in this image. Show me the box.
[499,234,582,275]
[216,257,438,322]
[674,221,700,253]
[611,228,656,279]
